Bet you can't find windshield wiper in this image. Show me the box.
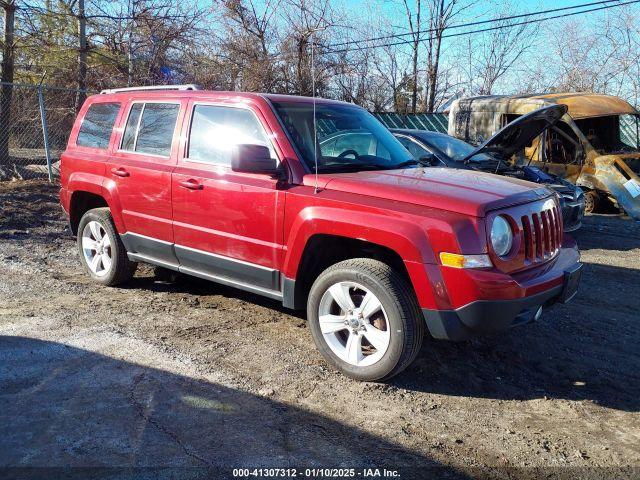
[317,163,391,173]
[317,158,430,173]
[392,158,432,168]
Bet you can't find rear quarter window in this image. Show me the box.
[76,103,121,149]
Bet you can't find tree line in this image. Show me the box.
[1,0,640,118]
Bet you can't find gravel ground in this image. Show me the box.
[0,180,639,479]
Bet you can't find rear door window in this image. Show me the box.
[76,103,121,149]
[121,102,180,157]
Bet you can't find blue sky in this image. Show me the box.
[197,0,623,42]
[331,0,631,91]
[338,0,617,32]
[341,0,612,19]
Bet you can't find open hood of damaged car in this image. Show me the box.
[459,104,568,163]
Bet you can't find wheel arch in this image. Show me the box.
[287,234,412,308]
[67,173,125,235]
[281,206,452,309]
[281,208,440,311]
[69,191,108,235]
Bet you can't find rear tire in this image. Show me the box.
[583,190,600,214]
[77,208,137,286]
[307,258,424,381]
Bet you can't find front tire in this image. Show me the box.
[307,258,424,381]
[77,208,137,286]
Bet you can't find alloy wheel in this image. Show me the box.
[81,220,112,277]
[318,281,391,367]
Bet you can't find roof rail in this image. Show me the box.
[100,84,201,94]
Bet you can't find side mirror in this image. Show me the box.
[419,153,440,166]
[231,144,280,175]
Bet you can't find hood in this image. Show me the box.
[460,104,568,163]
[311,167,553,217]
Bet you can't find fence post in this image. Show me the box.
[37,84,53,182]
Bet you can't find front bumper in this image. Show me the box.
[423,256,583,341]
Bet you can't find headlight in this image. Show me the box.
[491,216,513,257]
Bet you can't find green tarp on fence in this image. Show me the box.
[373,113,449,132]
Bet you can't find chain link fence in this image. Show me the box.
[0,82,87,182]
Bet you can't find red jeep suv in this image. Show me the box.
[60,85,582,381]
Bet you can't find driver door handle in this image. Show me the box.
[111,167,130,178]
[179,179,203,190]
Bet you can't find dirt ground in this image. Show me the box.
[1,180,639,479]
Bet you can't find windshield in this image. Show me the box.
[271,101,414,172]
[420,134,493,163]
[574,114,640,154]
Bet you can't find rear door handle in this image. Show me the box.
[111,167,130,178]
[179,179,203,190]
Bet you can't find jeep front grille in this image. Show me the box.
[520,205,562,262]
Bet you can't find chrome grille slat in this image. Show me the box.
[541,210,551,255]
[521,215,533,261]
[555,206,562,247]
[532,213,543,259]
[549,208,558,249]
[553,207,562,251]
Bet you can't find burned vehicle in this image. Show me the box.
[448,93,640,219]
[392,104,585,231]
